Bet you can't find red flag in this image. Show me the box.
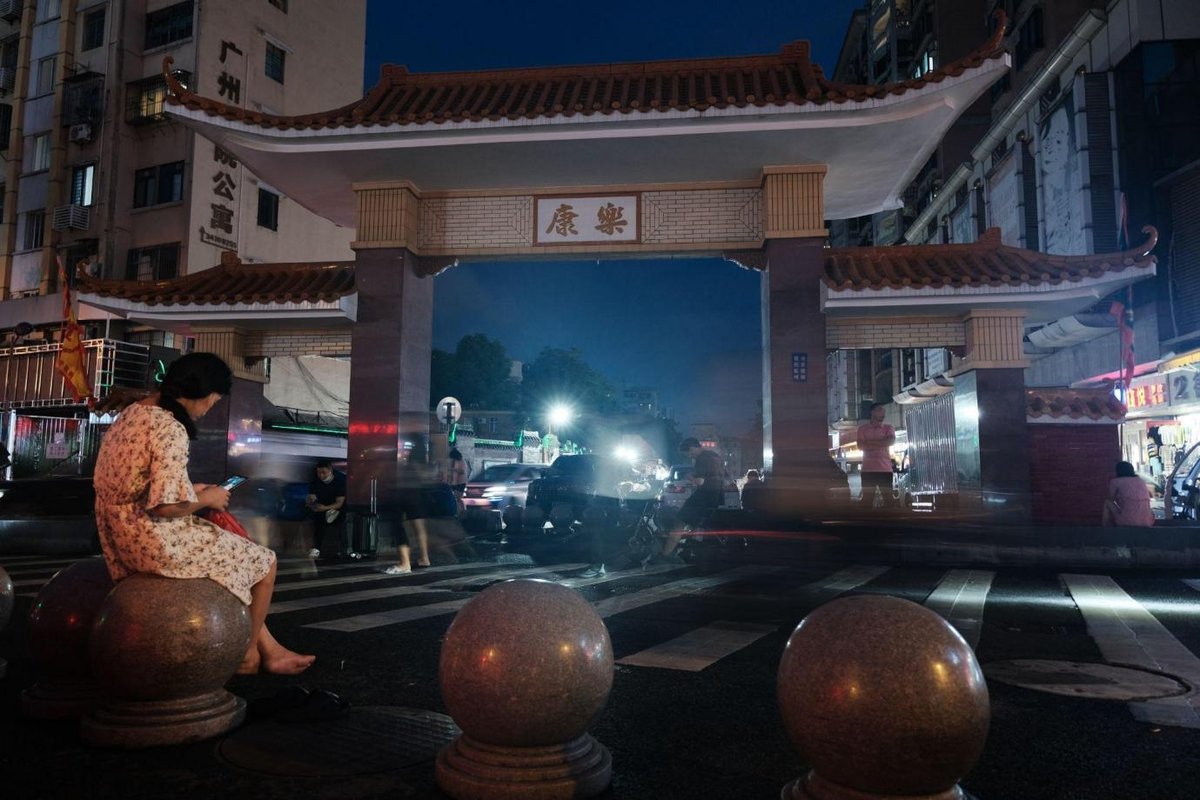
[53,257,93,406]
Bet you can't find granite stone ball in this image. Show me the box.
[440,578,613,747]
[28,559,115,677]
[778,594,990,796]
[89,574,251,701]
[0,564,13,632]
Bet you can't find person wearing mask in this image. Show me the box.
[856,403,896,509]
[306,459,350,559]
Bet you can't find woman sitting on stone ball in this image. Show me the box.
[93,352,314,675]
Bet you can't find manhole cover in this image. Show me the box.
[984,659,1190,701]
[218,706,459,777]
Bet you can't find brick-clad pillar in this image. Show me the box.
[346,246,433,505]
[760,165,830,486]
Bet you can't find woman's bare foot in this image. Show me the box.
[237,650,262,675]
[261,650,316,675]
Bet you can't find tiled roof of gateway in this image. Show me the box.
[161,14,1006,131]
[823,227,1158,292]
[77,252,354,307]
[1027,388,1127,422]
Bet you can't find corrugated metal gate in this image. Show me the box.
[1169,169,1200,335]
[902,393,958,495]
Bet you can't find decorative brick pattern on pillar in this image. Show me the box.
[191,327,268,383]
[960,309,1029,369]
[1028,424,1121,525]
[346,247,433,505]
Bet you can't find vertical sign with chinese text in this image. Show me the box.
[198,38,246,252]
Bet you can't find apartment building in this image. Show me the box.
[0,0,364,344]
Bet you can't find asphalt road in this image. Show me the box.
[2,536,1200,799]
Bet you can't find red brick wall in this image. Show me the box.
[1028,424,1121,525]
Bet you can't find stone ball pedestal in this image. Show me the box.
[81,574,251,748]
[778,595,990,800]
[21,559,115,717]
[0,564,12,679]
[436,578,613,800]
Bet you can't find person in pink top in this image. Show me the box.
[856,403,897,509]
[1102,461,1155,527]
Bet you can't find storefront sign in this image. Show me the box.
[1167,369,1200,407]
[1127,378,1167,411]
[535,196,639,244]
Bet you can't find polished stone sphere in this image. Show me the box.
[28,559,115,678]
[440,578,613,747]
[89,574,250,701]
[778,595,990,796]
[0,564,13,632]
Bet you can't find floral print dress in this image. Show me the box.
[93,403,274,605]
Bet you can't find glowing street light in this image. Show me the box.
[547,404,573,435]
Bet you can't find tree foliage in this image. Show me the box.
[429,334,518,410]
[521,347,617,418]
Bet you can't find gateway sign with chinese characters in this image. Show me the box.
[535,196,639,244]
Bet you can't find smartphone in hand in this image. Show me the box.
[218,475,249,491]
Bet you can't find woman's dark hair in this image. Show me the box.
[1116,461,1137,478]
[157,353,233,439]
[449,448,463,460]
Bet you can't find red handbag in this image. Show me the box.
[199,508,250,539]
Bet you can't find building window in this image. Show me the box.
[144,0,194,51]
[126,243,180,281]
[30,133,50,171]
[63,73,104,126]
[268,0,287,11]
[133,161,185,208]
[70,164,95,206]
[127,70,191,123]
[0,104,11,151]
[265,42,285,83]
[82,7,106,51]
[257,188,279,230]
[23,211,44,250]
[35,0,60,23]
[1014,8,1044,71]
[34,55,55,95]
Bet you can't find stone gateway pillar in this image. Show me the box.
[346,247,434,504]
[760,166,831,485]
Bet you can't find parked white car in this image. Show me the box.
[658,464,741,520]
[461,463,549,532]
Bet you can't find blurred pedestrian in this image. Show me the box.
[646,437,723,563]
[1102,461,1154,527]
[448,448,470,495]
[857,403,896,509]
[741,468,766,513]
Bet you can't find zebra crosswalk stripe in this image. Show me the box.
[1063,573,1200,729]
[923,569,995,650]
[273,562,587,614]
[592,566,783,619]
[616,621,777,671]
[794,564,889,599]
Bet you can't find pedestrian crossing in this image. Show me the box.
[6,554,1200,729]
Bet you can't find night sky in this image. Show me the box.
[364,0,864,433]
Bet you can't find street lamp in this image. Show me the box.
[547,404,573,436]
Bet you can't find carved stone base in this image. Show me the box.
[436,733,612,800]
[21,677,98,719]
[81,689,246,748]
[783,771,965,800]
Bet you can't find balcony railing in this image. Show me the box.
[0,339,150,410]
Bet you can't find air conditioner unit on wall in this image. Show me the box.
[68,123,93,144]
[0,0,19,23]
[52,204,90,231]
